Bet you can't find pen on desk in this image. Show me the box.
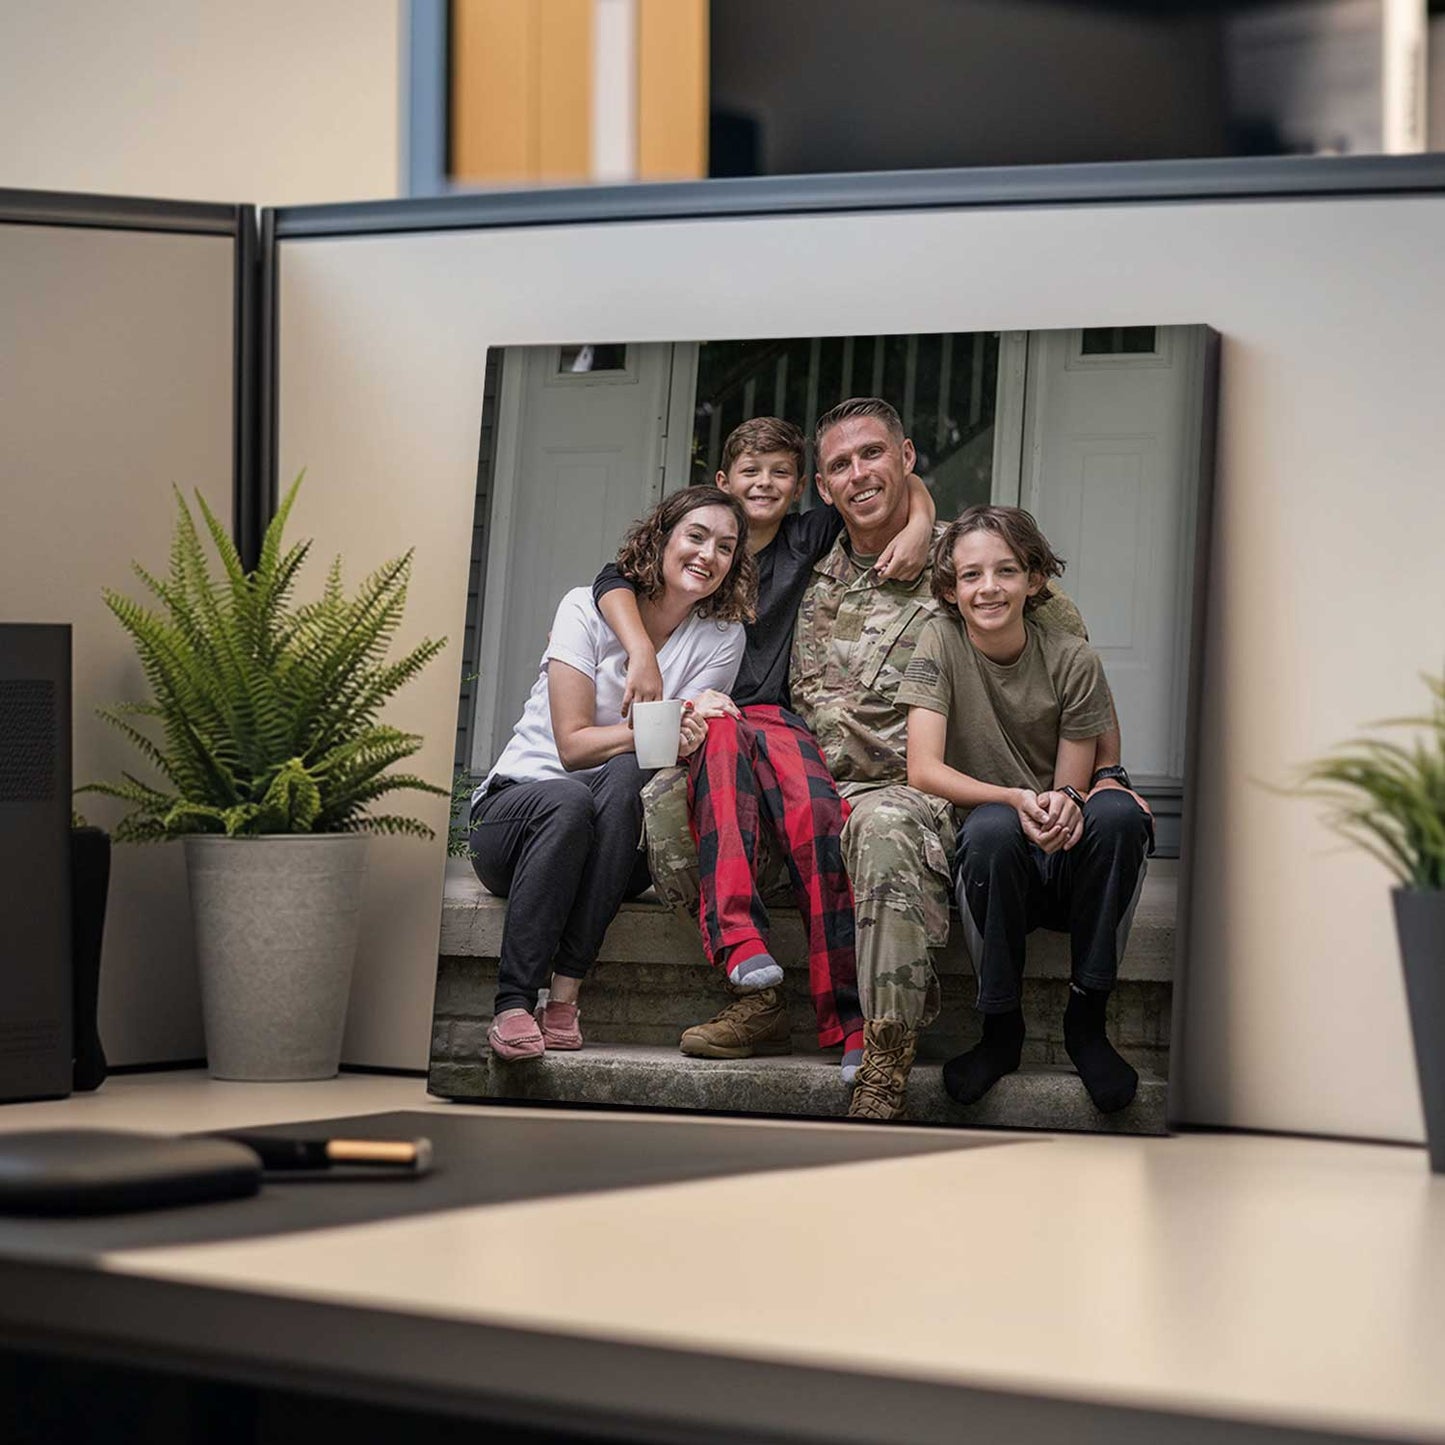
[212,1133,433,1174]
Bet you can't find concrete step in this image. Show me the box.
[432,959,1170,1075]
[428,1045,1167,1135]
[433,857,1176,1128]
[433,858,1175,1075]
[440,858,1178,983]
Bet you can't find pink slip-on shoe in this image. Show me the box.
[488,1007,545,1060]
[536,999,582,1050]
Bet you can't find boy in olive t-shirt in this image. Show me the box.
[897,506,1153,1114]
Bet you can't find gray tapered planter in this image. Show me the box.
[184,835,369,1081]
[1393,888,1445,1173]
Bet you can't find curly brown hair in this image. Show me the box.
[615,486,757,624]
[931,505,1065,613]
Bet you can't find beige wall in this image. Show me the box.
[275,197,1445,1144]
[1,223,234,1065]
[0,1,401,206]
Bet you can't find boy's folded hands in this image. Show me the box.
[1016,788,1084,854]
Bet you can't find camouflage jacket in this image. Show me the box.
[789,527,1089,799]
[789,529,945,798]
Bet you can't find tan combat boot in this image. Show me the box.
[679,985,791,1059]
[846,1019,918,1121]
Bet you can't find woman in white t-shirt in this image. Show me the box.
[469,486,754,1061]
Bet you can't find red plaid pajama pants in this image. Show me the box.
[688,704,863,1050]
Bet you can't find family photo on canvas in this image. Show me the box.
[436,326,1213,1131]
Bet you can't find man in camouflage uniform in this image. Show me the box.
[645,397,1097,1119]
[786,399,954,1117]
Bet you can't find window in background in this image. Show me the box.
[416,0,1434,195]
[446,0,707,187]
[692,332,1000,518]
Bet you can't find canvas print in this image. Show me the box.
[430,325,1216,1133]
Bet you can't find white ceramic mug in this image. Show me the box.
[631,698,686,769]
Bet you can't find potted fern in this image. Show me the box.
[82,476,446,1081]
[1298,671,1445,1172]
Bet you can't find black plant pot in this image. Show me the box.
[70,825,110,1092]
[1392,887,1445,1173]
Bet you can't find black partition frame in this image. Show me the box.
[0,188,263,569]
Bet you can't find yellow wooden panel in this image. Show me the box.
[537,0,592,181]
[637,0,708,180]
[451,0,537,182]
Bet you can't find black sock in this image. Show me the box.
[1064,984,1138,1113]
[942,1007,1025,1106]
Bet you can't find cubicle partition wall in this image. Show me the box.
[6,163,1443,1141]
[0,192,253,1067]
[267,160,1445,1143]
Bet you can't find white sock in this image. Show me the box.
[726,951,784,991]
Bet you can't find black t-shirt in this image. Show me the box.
[592,504,844,708]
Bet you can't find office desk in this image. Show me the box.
[1,1074,1442,1444]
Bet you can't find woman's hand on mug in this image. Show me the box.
[677,705,710,759]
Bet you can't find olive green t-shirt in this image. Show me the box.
[895,606,1115,804]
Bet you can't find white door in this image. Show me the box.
[470,342,693,772]
[1018,326,1207,787]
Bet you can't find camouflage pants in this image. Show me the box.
[640,766,788,918]
[841,785,955,1029]
[646,768,955,1030]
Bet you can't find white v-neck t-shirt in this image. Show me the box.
[476,586,745,801]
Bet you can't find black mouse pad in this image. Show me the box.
[0,1107,1028,1258]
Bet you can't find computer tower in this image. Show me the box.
[0,623,73,1102]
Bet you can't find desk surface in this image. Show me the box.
[1,1073,1442,1445]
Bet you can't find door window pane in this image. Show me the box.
[1080,326,1158,356]
[558,343,629,374]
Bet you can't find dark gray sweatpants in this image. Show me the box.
[953,789,1153,1014]
[469,754,653,1017]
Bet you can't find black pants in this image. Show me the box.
[469,754,653,1016]
[953,790,1153,1014]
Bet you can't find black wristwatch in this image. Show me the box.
[1059,785,1085,809]
[1090,764,1132,791]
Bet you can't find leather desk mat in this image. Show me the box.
[0,1108,1024,1258]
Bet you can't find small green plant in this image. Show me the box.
[447,669,481,859]
[449,767,477,859]
[82,474,448,842]
[1297,671,1445,891]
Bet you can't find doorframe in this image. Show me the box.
[468,341,686,773]
[1165,325,1208,782]
[990,330,1029,504]
[662,343,699,494]
[469,351,529,774]
[1012,324,1208,795]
